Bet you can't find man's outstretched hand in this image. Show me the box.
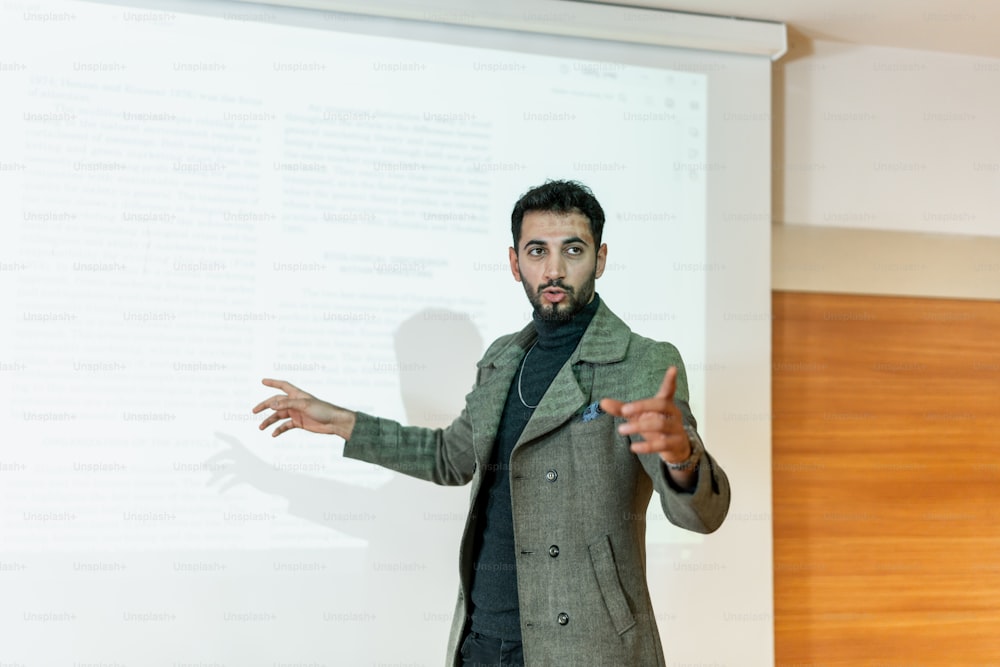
[252,379,356,440]
[599,366,693,468]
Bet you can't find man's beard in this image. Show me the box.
[525,271,597,322]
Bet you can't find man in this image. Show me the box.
[253,180,730,666]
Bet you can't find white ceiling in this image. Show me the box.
[590,0,1000,59]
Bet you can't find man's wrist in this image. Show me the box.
[663,426,702,472]
[336,409,358,441]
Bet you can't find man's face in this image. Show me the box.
[508,210,607,322]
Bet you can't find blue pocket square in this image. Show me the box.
[581,401,604,422]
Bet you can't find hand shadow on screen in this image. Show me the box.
[207,307,483,546]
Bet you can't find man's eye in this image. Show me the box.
[528,247,545,256]
[566,247,583,255]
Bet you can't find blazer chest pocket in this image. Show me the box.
[568,411,629,448]
[588,534,637,636]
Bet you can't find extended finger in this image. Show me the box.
[599,397,626,416]
[617,412,683,435]
[254,395,307,416]
[655,366,678,401]
[619,396,678,418]
[270,419,297,438]
[261,378,297,393]
[251,393,287,414]
[258,411,286,430]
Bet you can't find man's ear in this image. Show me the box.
[508,247,522,283]
[594,243,608,279]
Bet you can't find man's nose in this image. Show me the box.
[543,254,566,281]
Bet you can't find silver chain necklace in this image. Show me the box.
[516,342,539,409]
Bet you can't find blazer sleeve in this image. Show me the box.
[633,341,731,533]
[340,332,520,487]
[338,333,517,487]
[342,404,477,487]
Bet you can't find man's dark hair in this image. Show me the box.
[510,180,605,249]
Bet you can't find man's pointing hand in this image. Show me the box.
[600,366,696,480]
[252,378,356,440]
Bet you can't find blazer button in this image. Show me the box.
[548,545,560,558]
[557,612,569,626]
[545,469,558,482]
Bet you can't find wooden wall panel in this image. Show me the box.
[772,291,1000,666]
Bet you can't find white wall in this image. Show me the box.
[773,38,1000,298]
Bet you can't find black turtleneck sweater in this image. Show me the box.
[468,294,601,641]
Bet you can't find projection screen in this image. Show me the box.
[0,0,777,664]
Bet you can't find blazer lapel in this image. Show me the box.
[515,299,632,448]
[465,325,535,464]
[467,299,634,456]
[514,362,587,448]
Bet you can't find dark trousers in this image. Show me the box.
[460,630,524,667]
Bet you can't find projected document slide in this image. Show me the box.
[0,1,708,664]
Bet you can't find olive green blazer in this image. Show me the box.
[345,299,730,666]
